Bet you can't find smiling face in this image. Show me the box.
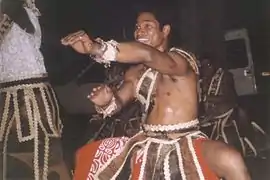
[134,12,170,51]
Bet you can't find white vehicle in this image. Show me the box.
[224,28,257,96]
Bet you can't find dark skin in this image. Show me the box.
[62,12,197,124]
[62,12,250,180]
[201,58,238,117]
[202,140,250,180]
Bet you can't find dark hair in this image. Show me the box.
[133,0,179,46]
[1,0,35,34]
[134,0,176,29]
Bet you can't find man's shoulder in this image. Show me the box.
[169,47,194,57]
[169,47,199,75]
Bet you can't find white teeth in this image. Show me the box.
[138,38,148,42]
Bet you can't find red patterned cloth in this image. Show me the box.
[73,132,219,180]
[74,137,128,180]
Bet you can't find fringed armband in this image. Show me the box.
[90,39,119,68]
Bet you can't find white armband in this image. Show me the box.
[90,39,119,68]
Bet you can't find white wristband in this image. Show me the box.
[95,96,118,118]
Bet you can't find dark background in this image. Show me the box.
[37,0,269,124]
[38,0,269,86]
[33,0,270,176]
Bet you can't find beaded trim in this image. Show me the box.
[135,68,158,114]
[0,82,62,180]
[0,73,48,84]
[143,119,199,132]
[170,48,199,75]
[203,68,224,102]
[95,96,118,118]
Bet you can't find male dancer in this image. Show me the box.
[62,3,250,179]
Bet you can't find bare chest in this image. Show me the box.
[134,68,187,107]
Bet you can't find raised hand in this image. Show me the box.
[87,85,114,107]
[61,30,93,54]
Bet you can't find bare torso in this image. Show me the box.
[129,64,198,125]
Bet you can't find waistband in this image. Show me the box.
[0,75,49,89]
[142,119,199,133]
[0,73,48,84]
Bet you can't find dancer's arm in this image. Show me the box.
[88,65,142,117]
[61,31,192,76]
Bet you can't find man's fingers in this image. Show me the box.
[65,31,85,42]
[87,91,96,100]
[92,86,103,92]
[65,35,91,50]
[68,34,88,45]
[89,86,103,98]
[61,31,86,45]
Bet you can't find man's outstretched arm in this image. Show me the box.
[61,32,193,76]
[114,42,190,76]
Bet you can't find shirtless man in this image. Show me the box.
[62,4,250,180]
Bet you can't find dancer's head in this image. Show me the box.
[134,1,175,52]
